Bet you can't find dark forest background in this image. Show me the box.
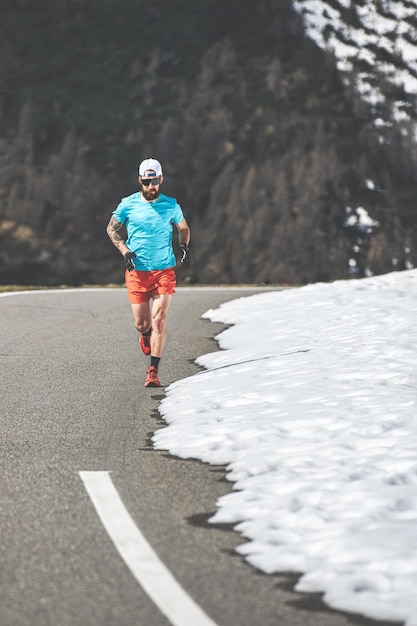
[0,0,416,286]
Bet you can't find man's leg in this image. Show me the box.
[130,294,172,357]
[130,301,152,334]
[141,294,172,388]
[149,294,172,358]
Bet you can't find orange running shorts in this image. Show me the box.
[125,267,176,303]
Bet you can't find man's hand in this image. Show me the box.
[179,243,188,263]
[124,250,137,271]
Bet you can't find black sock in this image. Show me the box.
[142,326,152,336]
[151,356,160,369]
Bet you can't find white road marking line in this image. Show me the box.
[0,285,275,299]
[79,471,220,626]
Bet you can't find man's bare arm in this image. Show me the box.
[106,216,130,256]
[176,217,190,247]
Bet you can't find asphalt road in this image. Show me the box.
[0,287,400,626]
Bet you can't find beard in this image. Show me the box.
[142,187,160,201]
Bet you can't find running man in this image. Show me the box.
[107,158,190,387]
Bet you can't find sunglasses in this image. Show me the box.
[140,177,160,187]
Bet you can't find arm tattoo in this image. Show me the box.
[106,216,127,253]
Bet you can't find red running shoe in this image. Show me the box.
[145,365,161,387]
[140,328,152,355]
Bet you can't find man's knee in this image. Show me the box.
[135,320,151,333]
[131,303,151,333]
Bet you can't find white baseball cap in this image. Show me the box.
[138,158,163,177]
